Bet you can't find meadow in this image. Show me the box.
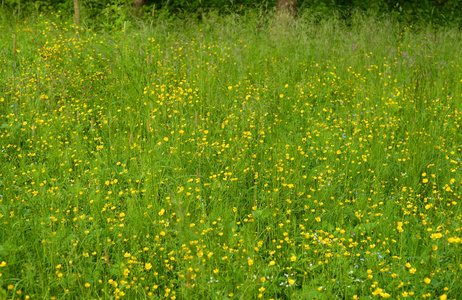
[1,9,462,299]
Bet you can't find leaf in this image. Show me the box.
[326,222,335,232]
[0,287,7,300]
[292,286,323,299]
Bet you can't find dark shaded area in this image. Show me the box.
[2,0,461,28]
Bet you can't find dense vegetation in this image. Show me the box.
[1,0,462,28]
[1,4,462,300]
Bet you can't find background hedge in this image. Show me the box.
[1,0,461,28]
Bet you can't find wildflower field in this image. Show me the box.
[1,10,462,299]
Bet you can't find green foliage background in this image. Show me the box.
[1,0,462,28]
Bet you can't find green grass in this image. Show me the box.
[1,9,462,300]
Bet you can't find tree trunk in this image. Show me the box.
[73,0,80,26]
[134,0,145,15]
[276,0,297,15]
